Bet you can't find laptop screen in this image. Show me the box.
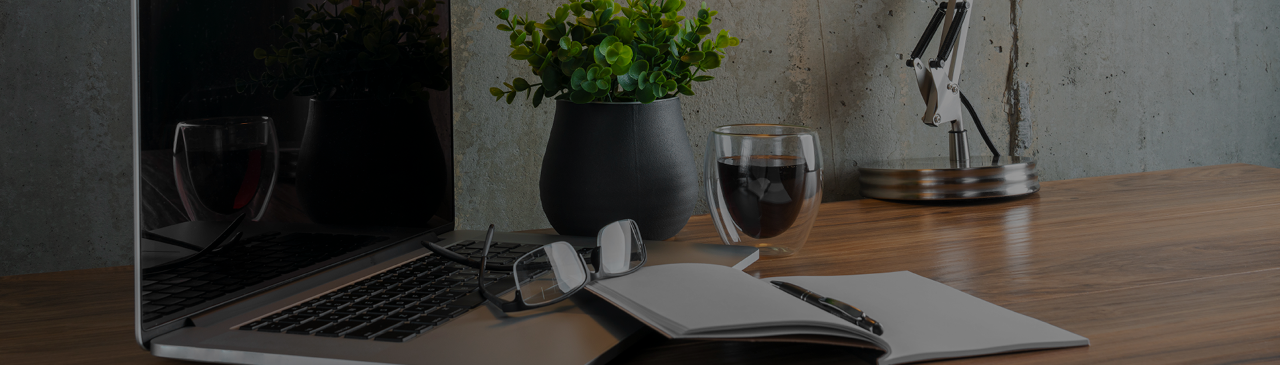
[134,0,453,339]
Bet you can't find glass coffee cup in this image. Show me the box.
[705,124,822,258]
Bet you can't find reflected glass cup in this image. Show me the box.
[173,116,278,222]
[705,124,823,258]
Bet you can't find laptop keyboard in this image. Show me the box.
[141,232,388,323]
[237,240,588,342]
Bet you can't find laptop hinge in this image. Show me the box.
[422,232,442,243]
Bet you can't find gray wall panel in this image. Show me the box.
[1,0,1277,275]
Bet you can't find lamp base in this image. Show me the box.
[857,156,1039,200]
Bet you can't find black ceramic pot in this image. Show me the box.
[540,98,698,239]
[296,98,447,227]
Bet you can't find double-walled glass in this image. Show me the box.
[705,124,823,258]
[172,116,279,222]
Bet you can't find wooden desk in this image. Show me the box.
[3,164,1278,364]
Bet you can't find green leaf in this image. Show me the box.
[253,48,268,60]
[506,91,517,104]
[513,78,530,91]
[692,75,715,82]
[540,64,560,91]
[555,6,569,21]
[532,86,546,107]
[680,51,705,63]
[628,60,649,79]
[617,73,638,91]
[509,45,532,60]
[699,52,721,69]
[570,68,587,90]
[659,0,677,13]
[497,24,512,31]
[678,83,694,95]
[697,8,710,21]
[495,8,510,20]
[638,44,660,59]
[638,84,657,103]
[729,37,740,47]
[596,79,610,90]
[576,16,597,27]
[662,79,677,90]
[561,58,582,76]
[599,36,620,54]
[489,87,504,96]
[570,90,593,103]
[696,25,711,36]
[715,29,730,48]
[611,57,632,76]
[584,33,608,45]
[637,71,649,90]
[593,46,608,66]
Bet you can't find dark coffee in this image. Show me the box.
[184,145,265,215]
[716,155,808,239]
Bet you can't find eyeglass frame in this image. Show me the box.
[422,219,648,312]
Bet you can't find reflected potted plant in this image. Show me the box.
[238,0,450,227]
[491,0,739,239]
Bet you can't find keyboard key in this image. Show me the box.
[344,320,404,339]
[264,312,292,322]
[435,306,470,317]
[350,313,384,323]
[349,299,384,308]
[391,322,434,334]
[365,307,400,316]
[369,293,398,302]
[277,315,313,324]
[239,320,272,330]
[401,305,439,315]
[317,313,350,322]
[296,308,331,317]
[286,320,333,335]
[334,307,365,316]
[373,331,417,342]
[420,297,451,307]
[399,292,432,301]
[410,314,451,326]
[315,301,347,309]
[315,321,366,337]
[256,322,296,333]
[447,293,485,309]
[384,312,420,322]
[383,299,416,308]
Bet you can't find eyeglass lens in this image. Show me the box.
[598,220,643,275]
[512,242,587,306]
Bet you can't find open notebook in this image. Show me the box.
[586,263,1088,365]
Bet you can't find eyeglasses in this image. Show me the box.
[423,219,647,312]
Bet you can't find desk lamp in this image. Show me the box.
[858,0,1039,200]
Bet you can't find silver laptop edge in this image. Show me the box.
[146,231,758,365]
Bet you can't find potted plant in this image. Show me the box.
[238,0,451,227]
[490,0,739,239]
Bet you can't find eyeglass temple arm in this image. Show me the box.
[421,239,516,271]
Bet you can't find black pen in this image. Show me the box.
[771,281,884,335]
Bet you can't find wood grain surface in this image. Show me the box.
[2,164,1278,364]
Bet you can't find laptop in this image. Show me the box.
[131,1,759,364]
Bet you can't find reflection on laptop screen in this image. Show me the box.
[136,0,453,336]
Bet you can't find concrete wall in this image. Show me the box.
[451,0,1280,232]
[0,0,134,276]
[1,0,1278,276]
